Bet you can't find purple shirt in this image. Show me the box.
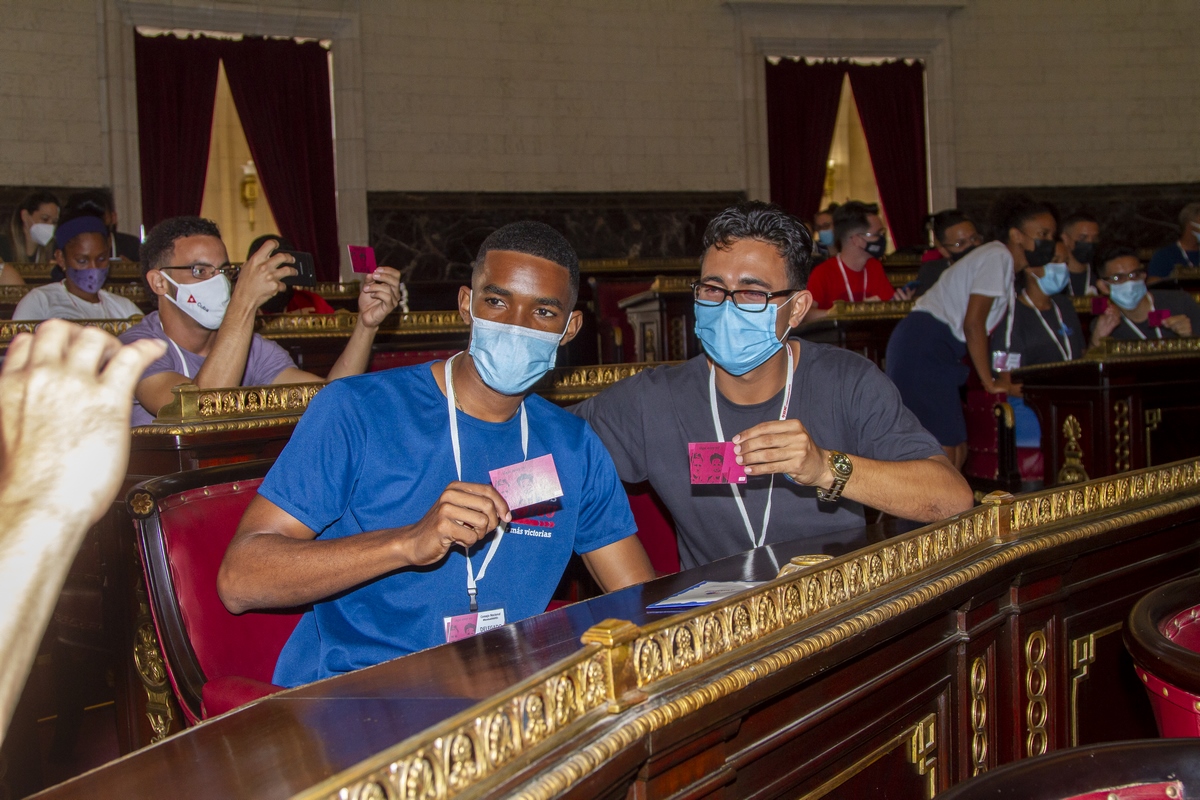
[119,311,298,426]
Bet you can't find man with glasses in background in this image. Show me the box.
[805,200,913,314]
[120,216,402,425]
[573,202,972,569]
[1091,242,1200,343]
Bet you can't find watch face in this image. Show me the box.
[830,452,853,477]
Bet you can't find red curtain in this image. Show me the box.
[847,61,929,249]
[220,38,340,281]
[134,33,222,230]
[765,59,846,223]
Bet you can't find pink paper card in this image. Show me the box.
[443,608,506,643]
[489,454,563,511]
[1091,296,1109,315]
[1148,309,1169,327]
[347,244,377,274]
[689,442,747,485]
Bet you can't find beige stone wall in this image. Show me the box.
[0,0,106,187]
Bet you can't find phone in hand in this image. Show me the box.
[279,250,317,287]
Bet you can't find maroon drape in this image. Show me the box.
[220,38,340,281]
[135,33,221,230]
[847,61,928,249]
[765,59,846,223]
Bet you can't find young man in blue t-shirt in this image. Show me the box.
[218,222,654,687]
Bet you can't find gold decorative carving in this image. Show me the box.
[152,382,324,424]
[0,317,141,345]
[826,299,914,319]
[797,712,938,799]
[1145,408,1162,465]
[1069,622,1123,747]
[1114,400,1131,472]
[1094,337,1200,359]
[1024,629,1049,757]
[1056,415,1089,485]
[256,310,468,339]
[106,283,149,301]
[133,579,175,743]
[315,281,362,298]
[969,656,988,775]
[300,458,1200,800]
[907,712,938,798]
[130,492,154,518]
[544,362,676,404]
[579,257,698,274]
[647,275,693,294]
[776,553,833,578]
[11,261,141,281]
[886,270,918,287]
[1071,295,1091,315]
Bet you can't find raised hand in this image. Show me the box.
[357,266,403,329]
[395,481,512,567]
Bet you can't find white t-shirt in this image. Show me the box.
[12,281,143,321]
[913,241,1013,342]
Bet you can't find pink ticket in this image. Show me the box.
[489,454,563,511]
[347,244,377,274]
[689,442,747,485]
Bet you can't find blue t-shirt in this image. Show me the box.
[264,363,637,687]
[1148,243,1199,278]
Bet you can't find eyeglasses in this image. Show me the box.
[860,230,887,241]
[1103,268,1146,285]
[692,282,799,312]
[945,234,983,251]
[160,263,238,280]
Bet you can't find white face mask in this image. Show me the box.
[29,223,55,247]
[162,272,230,330]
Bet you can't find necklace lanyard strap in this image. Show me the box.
[708,343,794,550]
[167,338,191,379]
[1119,296,1162,341]
[836,256,867,303]
[445,354,525,610]
[1022,291,1072,361]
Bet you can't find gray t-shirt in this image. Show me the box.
[119,311,298,426]
[572,340,943,569]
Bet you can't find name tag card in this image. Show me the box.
[444,608,506,642]
[347,244,377,274]
[489,454,563,512]
[688,442,747,485]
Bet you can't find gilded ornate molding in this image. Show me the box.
[11,261,142,281]
[1024,628,1049,757]
[1093,337,1200,359]
[315,281,362,298]
[152,382,324,424]
[256,310,468,338]
[133,579,175,743]
[579,257,698,274]
[801,712,938,799]
[826,299,914,319]
[885,270,918,287]
[1114,400,1131,472]
[1056,415,1089,485]
[1145,408,1162,465]
[544,362,676,403]
[907,713,938,799]
[0,317,141,344]
[305,457,1200,800]
[1071,296,1091,315]
[647,275,693,294]
[1068,622,1122,747]
[106,283,149,301]
[131,415,305,436]
[969,655,988,776]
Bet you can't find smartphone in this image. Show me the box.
[279,250,317,287]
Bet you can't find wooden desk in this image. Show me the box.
[796,299,912,368]
[618,276,696,363]
[1015,340,1200,487]
[35,458,1200,799]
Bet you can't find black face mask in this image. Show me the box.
[863,232,887,259]
[1025,238,1056,268]
[948,245,978,264]
[1071,241,1095,265]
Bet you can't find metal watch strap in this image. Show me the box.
[816,451,851,503]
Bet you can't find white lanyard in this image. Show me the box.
[836,256,868,303]
[707,343,794,550]
[1021,291,1072,360]
[167,338,192,379]
[1002,280,1018,348]
[445,354,526,611]
[1067,265,1092,297]
[1120,295,1163,341]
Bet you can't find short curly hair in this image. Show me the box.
[702,201,813,289]
[140,216,223,278]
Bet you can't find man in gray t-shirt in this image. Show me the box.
[572,202,974,569]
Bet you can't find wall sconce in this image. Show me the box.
[240,161,259,230]
[823,158,837,199]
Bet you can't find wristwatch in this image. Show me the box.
[816,451,853,503]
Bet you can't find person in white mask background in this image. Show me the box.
[1147,202,1200,283]
[118,215,403,425]
[218,221,654,687]
[1092,243,1200,342]
[12,210,142,320]
[0,191,57,279]
[573,202,971,570]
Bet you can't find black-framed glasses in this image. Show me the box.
[160,263,238,280]
[691,281,799,312]
[1104,268,1146,285]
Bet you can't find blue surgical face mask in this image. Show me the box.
[1108,279,1147,311]
[694,295,795,376]
[1035,262,1069,295]
[467,292,569,395]
[817,229,834,247]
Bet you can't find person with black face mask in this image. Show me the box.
[911,209,983,298]
[886,193,1056,470]
[806,200,910,312]
[1059,212,1100,296]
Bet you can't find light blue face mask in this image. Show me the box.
[694,295,795,377]
[1109,279,1148,311]
[817,229,834,247]
[1035,262,1069,295]
[468,294,568,395]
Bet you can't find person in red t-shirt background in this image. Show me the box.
[247,234,336,315]
[805,201,912,317]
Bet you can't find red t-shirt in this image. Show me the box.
[807,256,896,309]
[287,288,336,314]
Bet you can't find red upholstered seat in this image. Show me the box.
[129,461,300,725]
[1124,575,1200,739]
[628,484,679,576]
[963,389,1042,492]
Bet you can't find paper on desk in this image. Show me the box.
[646,580,763,610]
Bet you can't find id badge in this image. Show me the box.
[444,608,506,643]
[991,351,1021,371]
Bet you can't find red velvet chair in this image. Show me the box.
[127,460,301,724]
[963,389,1044,494]
[1125,574,1200,738]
